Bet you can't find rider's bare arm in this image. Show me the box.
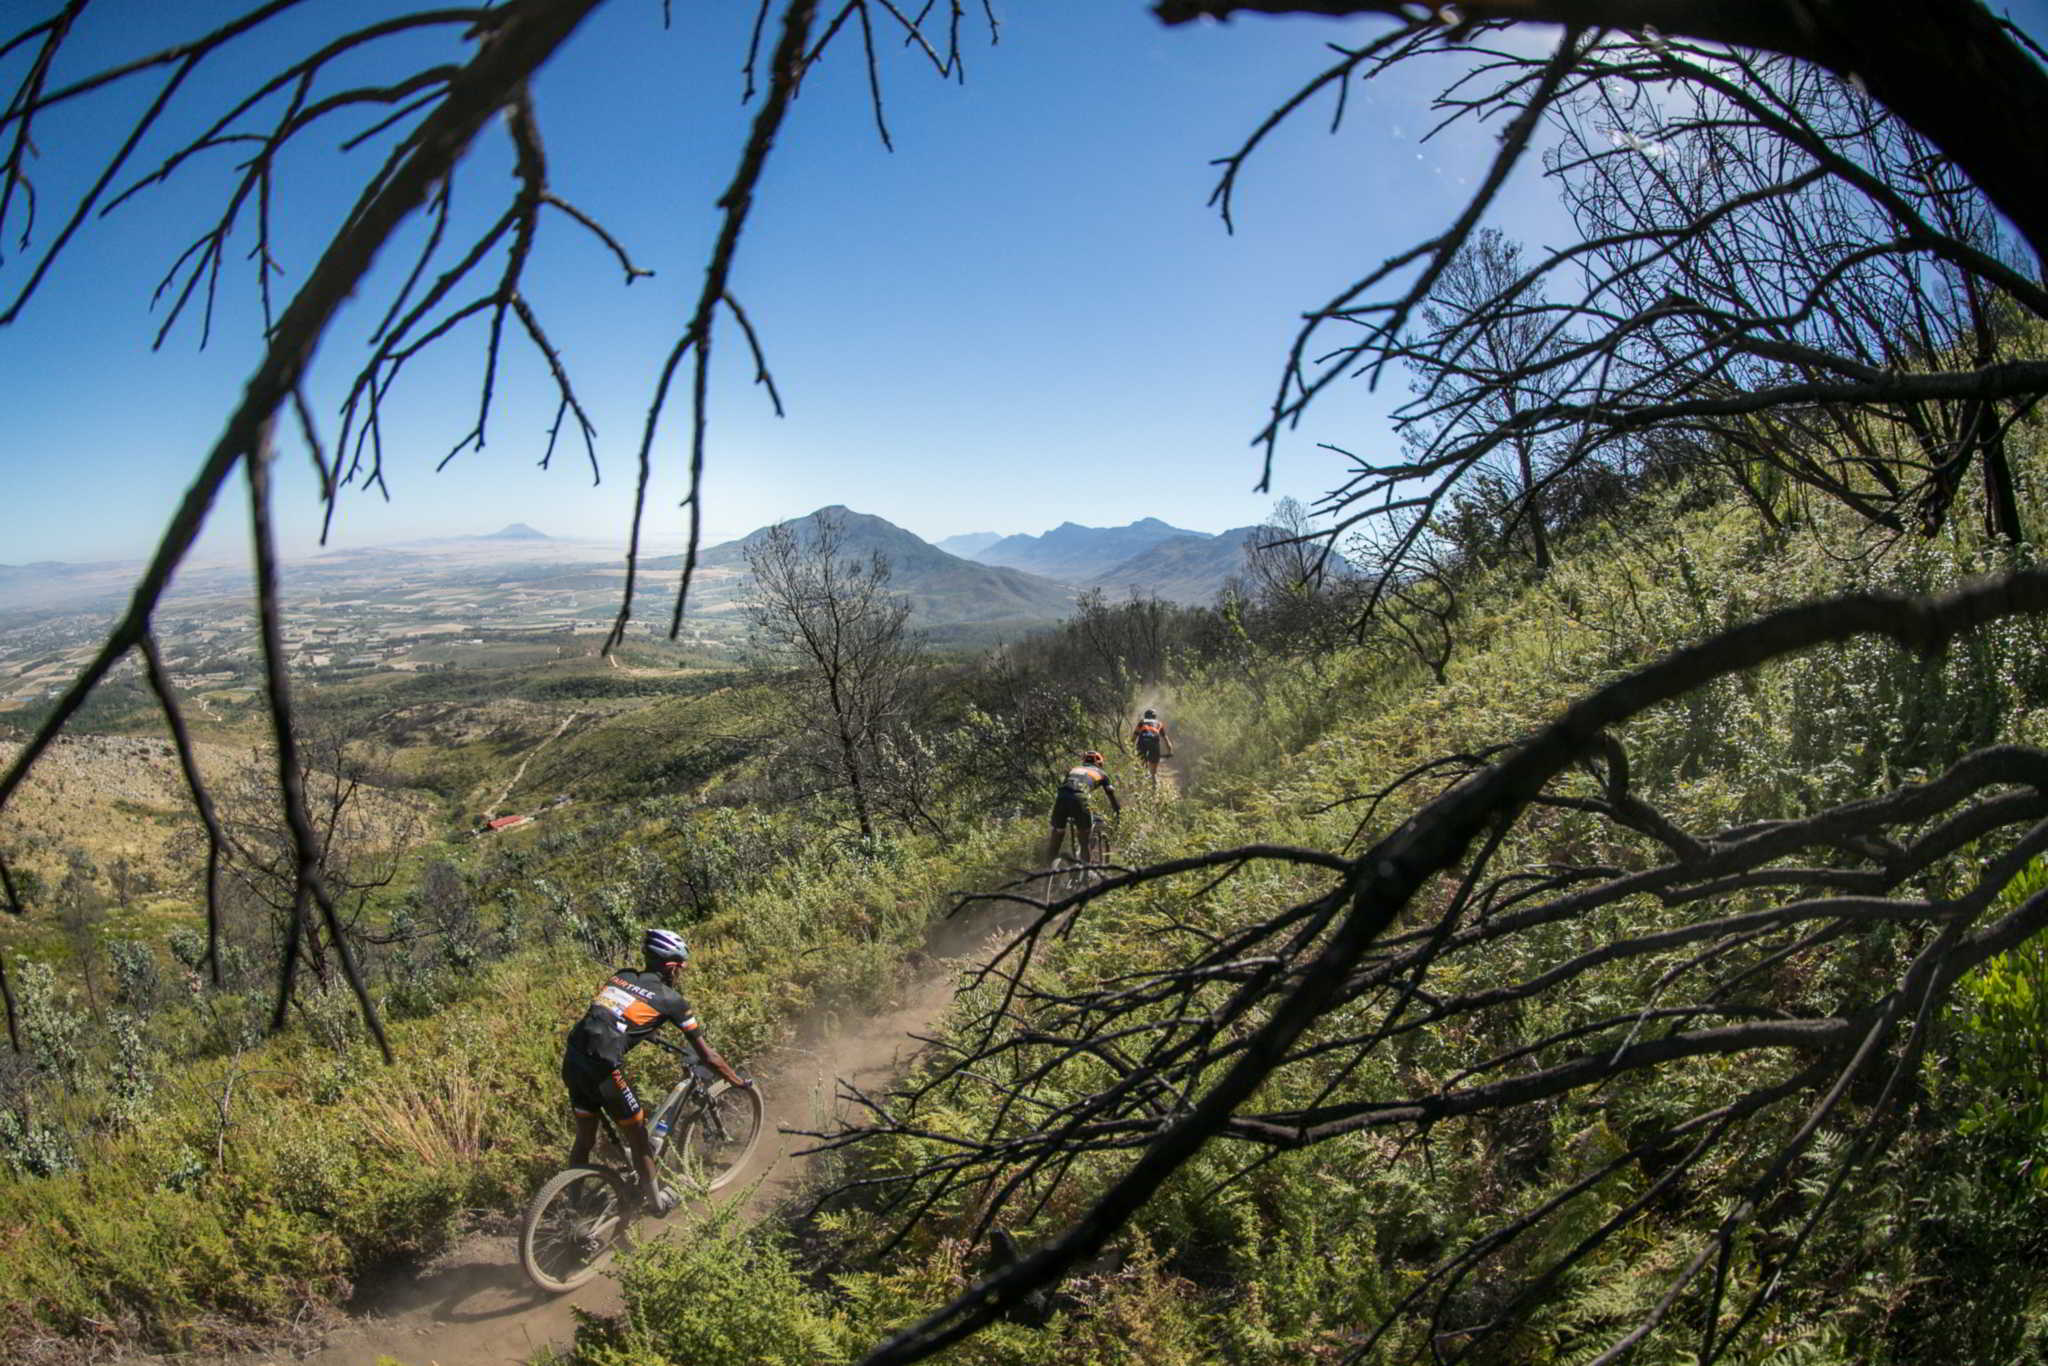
[683,1022,748,1088]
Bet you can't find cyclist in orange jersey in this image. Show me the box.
[1131,708,1173,782]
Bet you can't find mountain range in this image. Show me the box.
[1085,526,1268,605]
[972,517,1200,583]
[664,508,1076,625]
[3,511,1279,630]
[664,509,1274,624]
[932,532,1004,559]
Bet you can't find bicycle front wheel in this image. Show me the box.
[520,1165,630,1293]
[671,1081,766,1192]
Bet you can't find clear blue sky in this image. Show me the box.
[3,2,1646,567]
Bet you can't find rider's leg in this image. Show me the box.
[568,1112,600,1167]
[620,1116,661,1197]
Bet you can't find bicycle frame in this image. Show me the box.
[642,1034,713,1156]
[521,1036,762,1293]
[1053,817,1113,895]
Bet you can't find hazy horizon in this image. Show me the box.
[0,504,1263,575]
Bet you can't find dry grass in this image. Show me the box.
[351,1060,493,1166]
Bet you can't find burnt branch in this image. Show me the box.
[1195,16,2048,609]
[0,0,606,1047]
[838,571,2048,1365]
[138,634,232,988]
[245,432,392,1063]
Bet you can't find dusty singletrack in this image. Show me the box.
[205,702,1193,1366]
[479,710,585,822]
[220,905,1028,1366]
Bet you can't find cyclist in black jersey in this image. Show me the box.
[1044,750,1121,869]
[560,927,747,1214]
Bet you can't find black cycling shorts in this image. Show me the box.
[1136,734,1162,760]
[1049,791,1094,832]
[562,1048,646,1126]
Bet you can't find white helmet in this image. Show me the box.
[643,927,689,967]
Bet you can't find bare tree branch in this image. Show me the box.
[844,569,2048,1365]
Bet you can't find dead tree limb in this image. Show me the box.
[840,569,2048,1366]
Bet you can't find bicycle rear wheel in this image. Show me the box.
[520,1165,630,1293]
[671,1080,766,1192]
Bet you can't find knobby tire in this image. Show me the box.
[520,1164,631,1293]
[671,1079,766,1193]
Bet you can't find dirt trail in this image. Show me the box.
[213,701,1201,1366]
[227,905,1027,1366]
[481,710,583,820]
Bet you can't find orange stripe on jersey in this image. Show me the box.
[621,998,663,1027]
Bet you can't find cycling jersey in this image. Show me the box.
[1051,764,1116,831]
[566,967,699,1069]
[1059,763,1110,798]
[1133,719,1167,757]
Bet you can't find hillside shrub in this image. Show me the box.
[109,937,161,1015]
[106,1010,157,1131]
[0,1106,79,1178]
[13,958,85,1083]
[1950,857,2048,1202]
[551,1207,848,1366]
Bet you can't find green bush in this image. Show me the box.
[554,1206,848,1366]
[1950,857,2048,1200]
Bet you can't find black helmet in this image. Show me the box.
[1142,709,1157,718]
[643,927,689,967]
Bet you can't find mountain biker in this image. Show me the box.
[1045,750,1121,870]
[560,927,748,1216]
[1131,708,1173,781]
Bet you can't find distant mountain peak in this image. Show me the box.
[934,531,1005,559]
[676,506,1072,627]
[975,517,1209,583]
[482,523,549,540]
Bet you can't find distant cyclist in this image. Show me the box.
[1131,708,1174,784]
[1045,750,1121,869]
[560,928,748,1216]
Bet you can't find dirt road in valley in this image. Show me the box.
[480,710,585,822]
[232,906,1027,1366]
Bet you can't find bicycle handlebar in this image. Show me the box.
[643,1031,753,1087]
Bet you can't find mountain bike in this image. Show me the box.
[1051,818,1113,897]
[519,1037,766,1293]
